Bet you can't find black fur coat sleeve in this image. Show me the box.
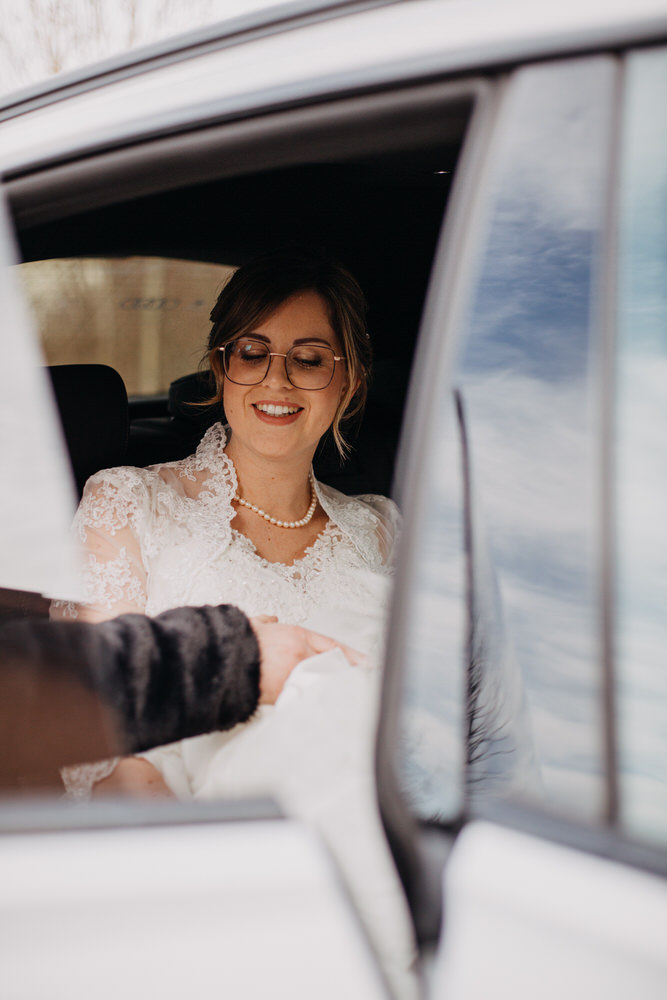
[0,605,260,754]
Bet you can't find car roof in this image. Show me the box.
[1,0,666,178]
[0,0,396,119]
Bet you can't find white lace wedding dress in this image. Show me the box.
[54,423,418,998]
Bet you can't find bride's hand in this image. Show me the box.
[91,757,174,799]
[250,616,365,705]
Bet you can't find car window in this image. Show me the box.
[16,256,234,396]
[395,56,615,823]
[615,45,667,849]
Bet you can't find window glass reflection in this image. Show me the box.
[455,58,613,819]
[396,59,615,822]
[616,47,667,847]
[396,58,615,823]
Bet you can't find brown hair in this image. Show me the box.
[205,247,371,458]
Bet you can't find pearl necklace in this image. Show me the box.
[234,473,317,529]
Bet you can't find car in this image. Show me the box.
[0,0,666,997]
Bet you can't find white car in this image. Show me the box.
[0,1,666,997]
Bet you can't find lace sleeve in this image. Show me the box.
[51,469,149,623]
[60,758,120,800]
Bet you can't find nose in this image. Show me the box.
[263,351,292,388]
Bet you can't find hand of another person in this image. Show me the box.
[250,615,365,705]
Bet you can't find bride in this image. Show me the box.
[54,248,417,996]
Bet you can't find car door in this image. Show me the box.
[379,49,667,998]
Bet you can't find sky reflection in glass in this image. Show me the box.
[454,58,614,817]
[397,57,616,822]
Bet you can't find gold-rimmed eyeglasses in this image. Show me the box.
[220,337,346,390]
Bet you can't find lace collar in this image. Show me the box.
[185,423,385,569]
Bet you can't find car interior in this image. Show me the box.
[8,83,475,517]
[37,158,450,500]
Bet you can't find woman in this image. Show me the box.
[54,248,416,995]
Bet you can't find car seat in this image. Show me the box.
[48,361,405,499]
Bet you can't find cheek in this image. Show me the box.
[221,384,243,425]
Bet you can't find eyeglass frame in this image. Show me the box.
[219,338,347,390]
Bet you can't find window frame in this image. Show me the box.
[375,71,502,938]
[0,72,483,819]
[609,43,667,854]
[6,80,476,231]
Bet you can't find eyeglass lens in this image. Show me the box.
[224,338,337,389]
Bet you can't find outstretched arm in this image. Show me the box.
[0,605,362,791]
[1,604,258,768]
[90,613,365,799]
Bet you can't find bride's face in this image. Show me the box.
[222,290,347,467]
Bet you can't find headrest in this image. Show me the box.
[47,364,129,494]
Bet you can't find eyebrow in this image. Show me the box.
[243,334,336,348]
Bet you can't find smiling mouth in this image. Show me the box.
[253,403,302,417]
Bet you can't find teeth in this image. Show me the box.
[256,403,300,416]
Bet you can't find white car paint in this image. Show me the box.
[0,817,389,1000]
[432,821,667,999]
[1,0,667,176]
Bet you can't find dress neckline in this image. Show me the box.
[186,422,333,569]
[230,520,341,570]
[179,422,390,572]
